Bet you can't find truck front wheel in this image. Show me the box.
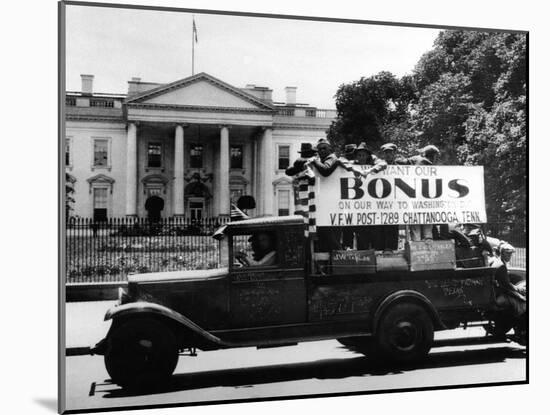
[376,302,434,362]
[104,317,179,389]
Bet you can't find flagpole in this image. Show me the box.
[191,16,195,75]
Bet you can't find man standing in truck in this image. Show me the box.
[353,142,387,249]
[379,143,402,250]
[341,144,358,249]
[408,145,440,241]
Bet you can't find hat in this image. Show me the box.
[419,145,440,156]
[466,227,482,237]
[355,142,372,153]
[316,138,331,148]
[499,242,515,253]
[298,142,317,155]
[344,144,357,156]
[381,143,397,152]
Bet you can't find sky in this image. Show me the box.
[65,5,441,109]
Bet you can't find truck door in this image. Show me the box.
[229,226,307,328]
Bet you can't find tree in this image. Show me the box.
[327,71,403,152]
[410,31,526,222]
[410,73,474,164]
[326,30,526,224]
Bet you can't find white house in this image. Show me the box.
[65,72,336,220]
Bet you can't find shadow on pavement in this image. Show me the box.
[102,345,525,398]
[33,398,57,412]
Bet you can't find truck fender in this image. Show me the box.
[104,301,236,348]
[372,290,445,334]
[507,267,526,285]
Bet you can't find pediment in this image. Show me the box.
[272,176,293,186]
[141,174,168,185]
[127,73,274,112]
[87,174,115,185]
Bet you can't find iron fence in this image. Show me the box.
[482,222,527,269]
[65,218,527,283]
[65,217,231,283]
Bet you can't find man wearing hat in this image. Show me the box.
[376,142,404,249]
[406,144,441,240]
[309,138,341,177]
[285,142,317,177]
[380,143,397,163]
[406,144,440,166]
[343,143,357,161]
[307,138,344,251]
[354,142,387,173]
[380,142,411,165]
[480,240,525,339]
[351,142,387,249]
[340,143,358,248]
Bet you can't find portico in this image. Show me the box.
[65,72,336,220]
[123,73,277,219]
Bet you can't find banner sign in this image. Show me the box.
[314,165,487,227]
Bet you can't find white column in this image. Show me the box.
[218,125,231,216]
[261,127,274,216]
[254,135,262,214]
[125,122,137,216]
[173,124,185,216]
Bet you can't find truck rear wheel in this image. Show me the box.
[105,317,179,389]
[376,302,434,362]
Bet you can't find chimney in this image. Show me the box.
[285,86,297,105]
[127,77,142,95]
[80,74,94,95]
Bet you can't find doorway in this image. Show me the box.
[145,195,164,222]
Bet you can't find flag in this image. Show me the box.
[230,203,249,221]
[193,17,198,43]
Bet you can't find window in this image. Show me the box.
[189,199,204,221]
[278,189,290,216]
[190,144,203,168]
[147,142,162,168]
[93,187,108,222]
[278,145,290,170]
[232,231,278,267]
[230,145,243,169]
[93,139,109,167]
[90,99,114,108]
[65,139,71,166]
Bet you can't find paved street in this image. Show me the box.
[64,301,526,412]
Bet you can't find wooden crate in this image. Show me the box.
[330,250,376,275]
[407,240,456,271]
[376,250,409,272]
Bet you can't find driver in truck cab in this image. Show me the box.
[235,232,277,267]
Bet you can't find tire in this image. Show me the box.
[489,314,515,338]
[337,336,376,354]
[104,317,179,389]
[376,302,434,362]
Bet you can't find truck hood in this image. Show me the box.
[128,267,229,283]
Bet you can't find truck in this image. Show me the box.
[91,165,526,390]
